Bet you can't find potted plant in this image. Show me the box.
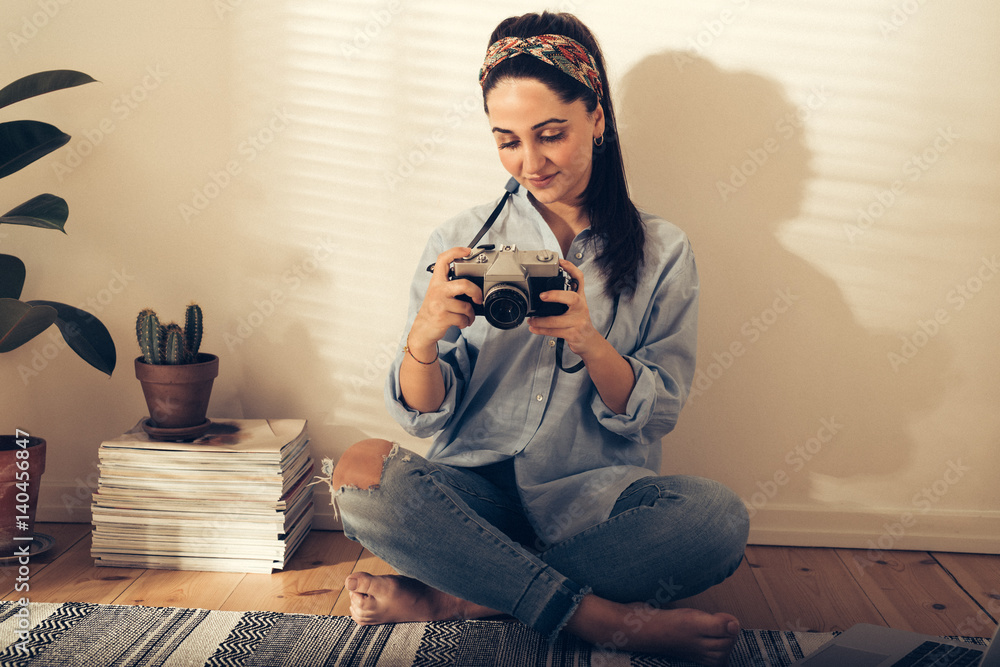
[0,70,117,555]
[134,303,218,440]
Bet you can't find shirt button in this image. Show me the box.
[535,394,544,402]
[548,339,556,348]
[575,252,584,259]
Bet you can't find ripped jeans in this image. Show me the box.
[335,444,749,639]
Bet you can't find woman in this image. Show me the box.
[331,12,749,666]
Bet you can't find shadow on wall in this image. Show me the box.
[617,52,948,501]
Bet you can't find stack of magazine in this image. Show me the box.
[91,418,314,574]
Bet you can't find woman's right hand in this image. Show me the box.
[407,247,483,353]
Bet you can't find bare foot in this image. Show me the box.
[345,574,738,665]
[568,597,740,666]
[344,572,499,625]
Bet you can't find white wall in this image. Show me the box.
[2,0,997,552]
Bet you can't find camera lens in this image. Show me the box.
[484,284,528,329]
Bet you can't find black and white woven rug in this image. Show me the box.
[0,601,837,666]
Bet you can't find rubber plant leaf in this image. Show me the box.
[0,194,68,232]
[0,70,98,111]
[0,120,71,179]
[0,254,26,299]
[0,298,57,353]
[28,300,116,375]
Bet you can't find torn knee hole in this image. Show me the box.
[338,482,380,492]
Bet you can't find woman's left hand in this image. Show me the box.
[531,259,636,412]
[528,259,602,357]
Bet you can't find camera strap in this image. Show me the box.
[467,176,521,249]
[435,177,620,375]
[555,292,619,374]
[425,177,520,275]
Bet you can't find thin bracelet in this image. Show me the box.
[403,341,438,365]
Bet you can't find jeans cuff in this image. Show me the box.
[536,580,592,641]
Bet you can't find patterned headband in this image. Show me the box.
[479,34,604,103]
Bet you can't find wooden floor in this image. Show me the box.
[2,523,998,639]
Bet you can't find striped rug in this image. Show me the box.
[0,601,838,666]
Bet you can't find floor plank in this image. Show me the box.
[0,523,90,596]
[114,568,246,609]
[931,551,1000,637]
[835,548,988,636]
[9,524,999,640]
[1,532,144,604]
[681,555,779,630]
[746,545,885,633]
[331,548,398,617]
[220,530,363,614]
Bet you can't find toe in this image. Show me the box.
[345,572,374,596]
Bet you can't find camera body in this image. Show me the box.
[449,244,572,329]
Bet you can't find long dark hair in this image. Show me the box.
[482,12,645,299]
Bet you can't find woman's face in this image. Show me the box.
[486,78,604,212]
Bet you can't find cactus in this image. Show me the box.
[184,303,202,358]
[162,324,186,364]
[136,309,163,365]
[135,303,205,365]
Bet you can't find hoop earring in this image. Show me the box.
[594,135,605,147]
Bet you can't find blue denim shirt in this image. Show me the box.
[385,187,699,544]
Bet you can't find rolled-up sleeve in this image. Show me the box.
[383,230,471,438]
[384,357,462,438]
[592,234,699,445]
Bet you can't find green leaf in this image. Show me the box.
[0,120,71,179]
[0,298,57,352]
[0,255,26,299]
[0,70,98,111]
[0,194,68,231]
[27,300,116,375]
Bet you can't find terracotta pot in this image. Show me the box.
[0,436,46,556]
[134,353,219,429]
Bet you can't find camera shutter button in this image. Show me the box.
[536,250,554,262]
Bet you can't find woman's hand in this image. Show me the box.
[407,246,482,358]
[529,259,636,414]
[400,247,482,413]
[527,259,601,356]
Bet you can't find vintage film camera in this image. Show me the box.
[449,244,575,329]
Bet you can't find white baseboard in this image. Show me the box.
[747,504,1000,554]
[37,483,999,554]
